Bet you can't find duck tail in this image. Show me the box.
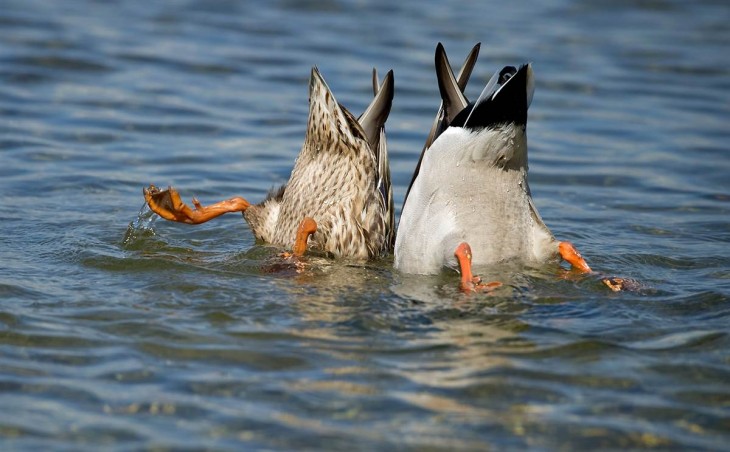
[423,42,480,150]
[361,70,395,249]
[435,42,472,127]
[306,67,364,148]
[376,127,395,248]
[358,69,394,151]
[402,43,480,208]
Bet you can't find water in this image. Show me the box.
[1,0,729,449]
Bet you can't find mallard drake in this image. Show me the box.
[394,43,592,291]
[144,67,395,259]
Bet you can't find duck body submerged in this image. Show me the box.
[395,46,560,275]
[145,67,395,260]
[394,123,557,274]
[244,68,395,259]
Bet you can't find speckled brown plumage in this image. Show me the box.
[243,67,394,259]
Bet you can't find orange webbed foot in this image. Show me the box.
[143,184,250,225]
[601,277,643,292]
[454,242,502,293]
[558,241,592,273]
[558,241,641,292]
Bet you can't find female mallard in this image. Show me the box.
[144,67,395,259]
[395,43,592,291]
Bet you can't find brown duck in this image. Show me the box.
[144,67,395,259]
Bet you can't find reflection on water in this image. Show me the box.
[1,0,729,449]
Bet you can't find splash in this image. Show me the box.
[122,202,157,247]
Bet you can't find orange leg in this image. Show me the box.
[143,184,250,224]
[558,241,592,273]
[292,217,318,257]
[558,242,640,291]
[454,242,502,293]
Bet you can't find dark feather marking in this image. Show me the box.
[451,64,529,131]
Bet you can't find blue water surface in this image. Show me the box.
[1,0,728,450]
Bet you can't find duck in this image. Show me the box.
[394,43,592,291]
[144,66,395,260]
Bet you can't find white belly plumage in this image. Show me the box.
[394,127,557,275]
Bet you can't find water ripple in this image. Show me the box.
[1,0,729,449]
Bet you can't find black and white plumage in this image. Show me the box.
[395,43,559,274]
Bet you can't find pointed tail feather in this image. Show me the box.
[435,42,471,126]
[358,69,394,151]
[362,69,395,249]
[307,67,367,148]
[376,127,395,248]
[423,42,480,150]
[372,68,379,96]
[402,43,480,209]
